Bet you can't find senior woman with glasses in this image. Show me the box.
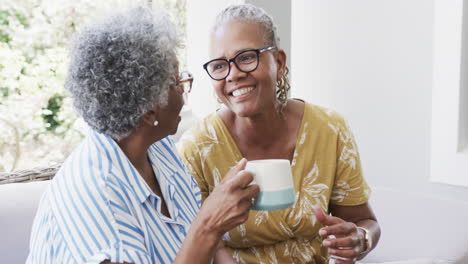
[178,4,381,264]
[27,7,259,264]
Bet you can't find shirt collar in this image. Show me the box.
[88,129,152,203]
[148,138,180,183]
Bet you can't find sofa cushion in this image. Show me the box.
[0,181,49,264]
[361,186,468,263]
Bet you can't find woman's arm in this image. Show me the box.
[214,248,237,263]
[314,203,381,264]
[213,241,237,264]
[101,247,237,264]
[173,218,221,263]
[101,159,257,264]
[174,158,258,263]
[329,202,380,259]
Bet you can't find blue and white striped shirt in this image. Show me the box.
[27,130,202,264]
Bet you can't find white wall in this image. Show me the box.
[292,0,468,201]
[246,0,291,68]
[185,0,243,119]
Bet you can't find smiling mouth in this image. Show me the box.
[230,86,255,97]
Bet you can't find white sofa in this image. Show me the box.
[0,181,49,264]
[1,181,467,264]
[362,187,468,264]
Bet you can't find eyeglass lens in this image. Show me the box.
[178,71,193,93]
[206,50,259,80]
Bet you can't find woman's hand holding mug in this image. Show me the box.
[197,158,260,237]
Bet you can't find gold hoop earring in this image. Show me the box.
[276,67,290,117]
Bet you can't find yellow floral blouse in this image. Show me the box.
[177,102,371,264]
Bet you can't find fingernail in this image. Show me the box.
[319,229,327,237]
[323,240,331,247]
[328,249,336,255]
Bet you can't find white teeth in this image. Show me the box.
[232,87,254,97]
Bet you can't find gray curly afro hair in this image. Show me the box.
[212,3,280,48]
[66,6,181,140]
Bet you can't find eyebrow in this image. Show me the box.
[211,47,257,60]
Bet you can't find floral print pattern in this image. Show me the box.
[177,102,371,263]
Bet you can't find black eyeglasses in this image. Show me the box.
[203,46,276,81]
[177,71,193,93]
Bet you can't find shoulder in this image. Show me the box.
[55,135,118,186]
[306,102,346,123]
[150,137,186,171]
[49,136,129,217]
[298,100,349,132]
[153,136,177,153]
[183,113,220,138]
[177,113,220,151]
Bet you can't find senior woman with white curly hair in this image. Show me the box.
[26,6,259,264]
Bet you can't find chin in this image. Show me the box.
[234,112,252,118]
[169,126,178,135]
[170,121,181,135]
[232,106,259,117]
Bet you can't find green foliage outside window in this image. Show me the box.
[0,0,187,172]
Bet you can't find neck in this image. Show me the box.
[227,104,287,146]
[116,134,151,172]
[115,126,165,172]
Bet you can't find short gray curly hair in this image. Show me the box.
[212,4,280,48]
[66,6,181,140]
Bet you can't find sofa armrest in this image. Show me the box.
[0,181,50,263]
[361,186,468,263]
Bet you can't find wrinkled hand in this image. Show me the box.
[313,206,365,264]
[198,158,260,237]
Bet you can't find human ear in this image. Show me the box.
[275,49,287,81]
[142,107,160,127]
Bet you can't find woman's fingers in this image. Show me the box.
[221,158,247,184]
[313,206,344,226]
[229,170,255,189]
[320,222,357,237]
[314,206,363,264]
[242,182,260,198]
[331,256,356,264]
[329,246,360,259]
[225,201,252,228]
[323,235,360,249]
[199,162,260,233]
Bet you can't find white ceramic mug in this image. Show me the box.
[245,159,296,211]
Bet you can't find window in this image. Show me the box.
[0,0,185,172]
[430,0,468,187]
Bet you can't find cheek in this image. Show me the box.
[256,58,278,82]
[212,80,225,96]
[256,66,277,88]
[267,61,279,81]
[169,89,183,112]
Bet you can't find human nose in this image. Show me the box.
[226,61,247,82]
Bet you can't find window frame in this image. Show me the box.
[430,0,468,187]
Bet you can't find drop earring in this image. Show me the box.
[153,120,159,127]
